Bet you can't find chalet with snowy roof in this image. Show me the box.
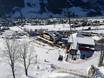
[77,36,95,59]
[38,31,70,47]
[68,33,95,60]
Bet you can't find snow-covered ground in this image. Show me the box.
[0,24,103,78]
[31,39,100,75]
[11,23,104,34]
[0,37,88,78]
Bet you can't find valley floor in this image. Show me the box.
[0,24,103,78]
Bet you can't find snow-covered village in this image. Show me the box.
[1,0,104,78]
[0,17,103,78]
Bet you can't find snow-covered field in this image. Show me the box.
[0,24,104,78]
[0,37,87,78]
[10,23,104,34]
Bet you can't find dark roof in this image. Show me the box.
[97,38,104,43]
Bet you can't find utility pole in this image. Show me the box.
[66,8,71,32]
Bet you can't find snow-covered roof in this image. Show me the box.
[92,35,102,41]
[68,33,78,49]
[68,33,95,49]
[77,37,95,46]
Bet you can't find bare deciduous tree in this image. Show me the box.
[4,39,20,78]
[19,42,34,76]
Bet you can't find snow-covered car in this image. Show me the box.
[87,65,104,78]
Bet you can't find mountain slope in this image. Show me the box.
[0,0,24,17]
[1,0,104,18]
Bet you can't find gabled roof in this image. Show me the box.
[77,37,95,46]
[68,33,95,50]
